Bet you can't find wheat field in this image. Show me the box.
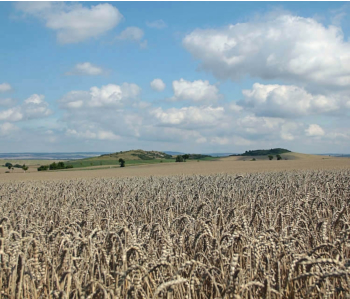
[0,169,349,298]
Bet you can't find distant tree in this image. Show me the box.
[37,165,49,171]
[276,154,282,160]
[268,155,273,160]
[182,154,190,162]
[57,162,65,169]
[175,155,184,162]
[119,158,125,167]
[251,158,256,161]
[5,162,12,168]
[7,165,12,170]
[49,162,57,170]
[22,165,28,173]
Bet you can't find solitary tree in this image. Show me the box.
[22,165,28,173]
[119,158,125,167]
[276,154,282,160]
[268,155,273,160]
[175,155,184,162]
[182,154,190,162]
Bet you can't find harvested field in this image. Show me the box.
[0,154,349,182]
[0,169,349,298]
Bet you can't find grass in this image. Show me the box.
[65,158,177,168]
[64,156,218,169]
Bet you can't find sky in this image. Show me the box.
[1,1,350,154]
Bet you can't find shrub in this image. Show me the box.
[37,165,49,171]
[268,155,273,160]
[276,154,282,160]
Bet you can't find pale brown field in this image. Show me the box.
[0,153,349,182]
[0,169,349,298]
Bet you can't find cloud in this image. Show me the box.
[0,94,51,122]
[305,124,325,136]
[66,62,104,76]
[117,26,144,41]
[183,14,350,88]
[59,83,141,109]
[116,27,147,48]
[240,83,340,117]
[229,102,243,112]
[0,83,12,93]
[15,2,123,44]
[150,79,166,91]
[0,122,18,136]
[66,129,119,141]
[210,136,230,145]
[171,79,221,103]
[151,106,225,127]
[146,19,167,29]
[0,98,17,107]
[0,108,23,122]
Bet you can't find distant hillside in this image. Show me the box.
[207,153,237,157]
[163,151,185,156]
[100,149,172,160]
[236,148,291,156]
[187,154,212,160]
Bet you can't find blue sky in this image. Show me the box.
[1,1,350,153]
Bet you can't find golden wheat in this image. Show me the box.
[0,169,349,298]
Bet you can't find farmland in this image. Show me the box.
[0,152,349,181]
[0,168,349,298]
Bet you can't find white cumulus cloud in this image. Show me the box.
[0,94,51,122]
[66,62,104,76]
[16,2,123,44]
[171,79,221,103]
[241,83,339,117]
[150,79,166,91]
[183,14,350,88]
[59,83,141,109]
[67,129,119,141]
[152,106,225,127]
[305,124,325,136]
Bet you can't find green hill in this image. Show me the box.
[234,148,291,157]
[64,149,174,168]
[100,149,173,160]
